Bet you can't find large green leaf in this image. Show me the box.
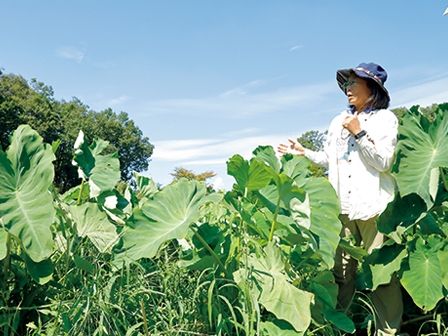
[134,172,158,199]
[301,177,341,268]
[0,125,55,262]
[281,155,311,186]
[309,271,355,333]
[279,157,341,267]
[257,175,312,243]
[115,179,206,264]
[227,155,272,191]
[359,243,407,291]
[72,131,120,197]
[259,174,306,211]
[377,193,426,239]
[394,106,448,207]
[0,227,8,261]
[400,238,444,311]
[438,248,448,289]
[260,320,303,336]
[253,145,281,173]
[24,254,54,285]
[70,203,119,253]
[247,244,314,332]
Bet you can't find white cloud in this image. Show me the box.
[182,159,227,166]
[107,95,131,106]
[141,81,335,118]
[392,75,448,108]
[289,44,304,52]
[149,131,313,189]
[147,70,447,189]
[57,46,85,63]
[220,79,267,97]
[153,133,299,163]
[222,128,260,137]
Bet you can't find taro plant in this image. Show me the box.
[176,145,355,335]
[358,104,448,330]
[1,103,448,335]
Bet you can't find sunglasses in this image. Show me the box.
[342,78,358,90]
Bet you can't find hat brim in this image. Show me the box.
[336,68,389,98]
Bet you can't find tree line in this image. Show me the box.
[0,70,154,192]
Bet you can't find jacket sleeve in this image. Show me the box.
[303,148,328,168]
[355,111,398,172]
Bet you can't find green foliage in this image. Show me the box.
[393,104,448,208]
[1,103,448,334]
[0,125,55,262]
[0,72,154,192]
[72,131,121,197]
[400,238,444,311]
[115,179,207,265]
[69,203,119,253]
[297,130,327,177]
[370,103,448,314]
[234,244,314,332]
[227,154,272,191]
[171,166,216,182]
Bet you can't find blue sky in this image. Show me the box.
[1,1,447,189]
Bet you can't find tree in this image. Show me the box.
[297,130,327,177]
[171,167,216,182]
[171,167,217,191]
[392,103,445,122]
[0,72,154,191]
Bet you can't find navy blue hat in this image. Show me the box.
[337,62,389,99]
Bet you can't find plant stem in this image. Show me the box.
[77,179,85,205]
[440,168,448,192]
[401,312,447,326]
[191,226,230,278]
[241,187,255,334]
[2,233,11,293]
[140,300,149,336]
[268,192,281,242]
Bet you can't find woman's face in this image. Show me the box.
[345,74,371,111]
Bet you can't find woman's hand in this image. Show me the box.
[277,139,305,155]
[342,115,362,135]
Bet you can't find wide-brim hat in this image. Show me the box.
[336,62,389,99]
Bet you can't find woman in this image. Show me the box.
[278,63,402,336]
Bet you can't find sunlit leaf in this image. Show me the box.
[0,125,55,262]
[253,145,281,173]
[301,177,341,268]
[236,244,314,332]
[0,227,7,261]
[227,154,272,191]
[360,243,407,291]
[400,238,444,311]
[115,179,206,265]
[260,319,303,335]
[73,131,120,198]
[70,203,119,253]
[394,106,448,208]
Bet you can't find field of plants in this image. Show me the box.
[0,104,447,335]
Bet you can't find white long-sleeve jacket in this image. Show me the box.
[304,109,398,220]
